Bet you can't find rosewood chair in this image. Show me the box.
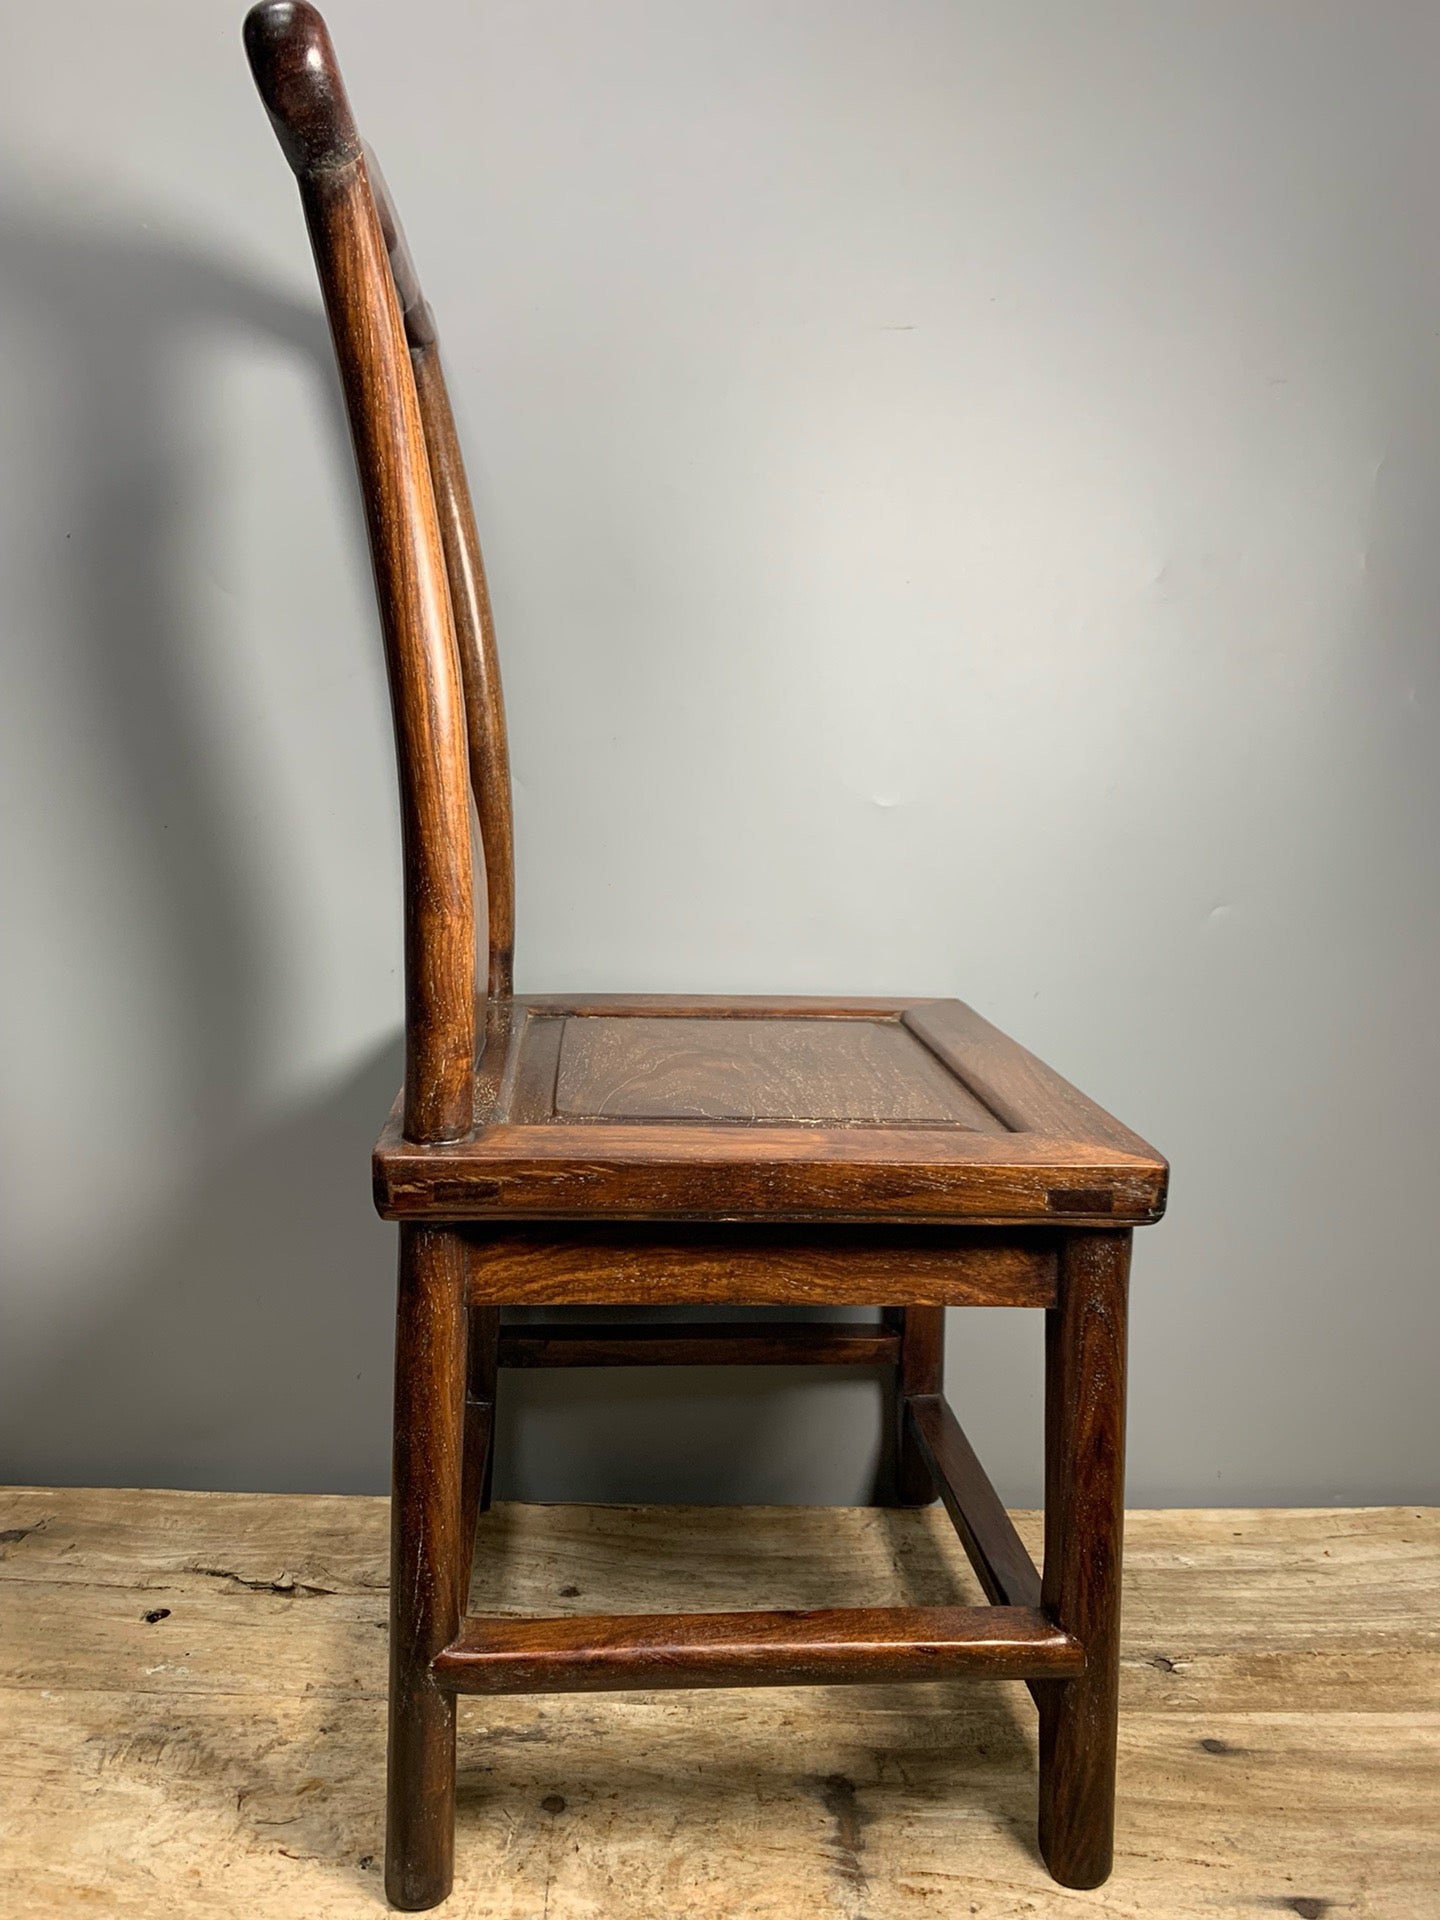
[244,5,1168,1908]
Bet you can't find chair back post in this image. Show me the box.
[368,156,517,1002]
[245,0,476,1141]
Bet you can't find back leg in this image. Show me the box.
[885,1306,944,1506]
[459,1304,499,1606]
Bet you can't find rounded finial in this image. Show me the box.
[243,1,360,175]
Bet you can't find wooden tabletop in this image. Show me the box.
[1,1488,1434,1917]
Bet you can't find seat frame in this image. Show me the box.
[244,7,1166,1909]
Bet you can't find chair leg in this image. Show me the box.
[459,1305,499,1604]
[1037,1228,1131,1890]
[476,1310,499,1515]
[889,1306,944,1506]
[386,1225,469,1911]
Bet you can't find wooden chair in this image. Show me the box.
[244,5,1168,1908]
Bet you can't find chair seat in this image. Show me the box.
[373,995,1167,1229]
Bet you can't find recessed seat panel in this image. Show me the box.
[553,1013,995,1127]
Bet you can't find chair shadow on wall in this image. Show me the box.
[0,193,412,1494]
[0,195,834,1506]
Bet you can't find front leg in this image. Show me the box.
[1037,1228,1131,1888]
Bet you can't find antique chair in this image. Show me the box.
[244,4,1167,1908]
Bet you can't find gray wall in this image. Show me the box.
[3,0,1437,1508]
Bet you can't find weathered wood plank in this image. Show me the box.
[3,1493,1436,1707]
[1,1690,1436,1917]
[1,1490,1437,1917]
[0,1485,391,1595]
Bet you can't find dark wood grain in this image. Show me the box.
[386,1226,468,1910]
[362,147,515,1001]
[432,1605,1083,1694]
[903,1001,1159,1159]
[458,1305,498,1608]
[460,1225,1057,1307]
[410,344,516,1003]
[372,994,1166,1227]
[376,1113,1167,1226]
[456,1397,491,1612]
[498,1014,563,1127]
[244,0,359,174]
[554,1014,997,1127]
[520,994,935,1017]
[366,145,435,350]
[309,161,475,1144]
[471,1000,519,1134]
[245,1,475,1145]
[497,1321,900,1369]
[892,1306,945,1505]
[1038,1229,1131,1890]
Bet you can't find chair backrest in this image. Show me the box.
[244,0,515,1143]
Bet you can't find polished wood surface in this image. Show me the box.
[893,1302,944,1506]
[371,997,1167,1226]
[409,346,515,1003]
[553,1014,996,1125]
[377,1114,1165,1226]
[432,1605,1083,1694]
[385,1228,467,1908]
[243,3,1166,1907]
[1038,1229,1132,1889]
[460,1225,1058,1307]
[496,1320,901,1368]
[903,1000,1158,1157]
[496,995,1149,1144]
[362,151,515,1002]
[245,1,474,1146]
[457,1303,497,1610]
